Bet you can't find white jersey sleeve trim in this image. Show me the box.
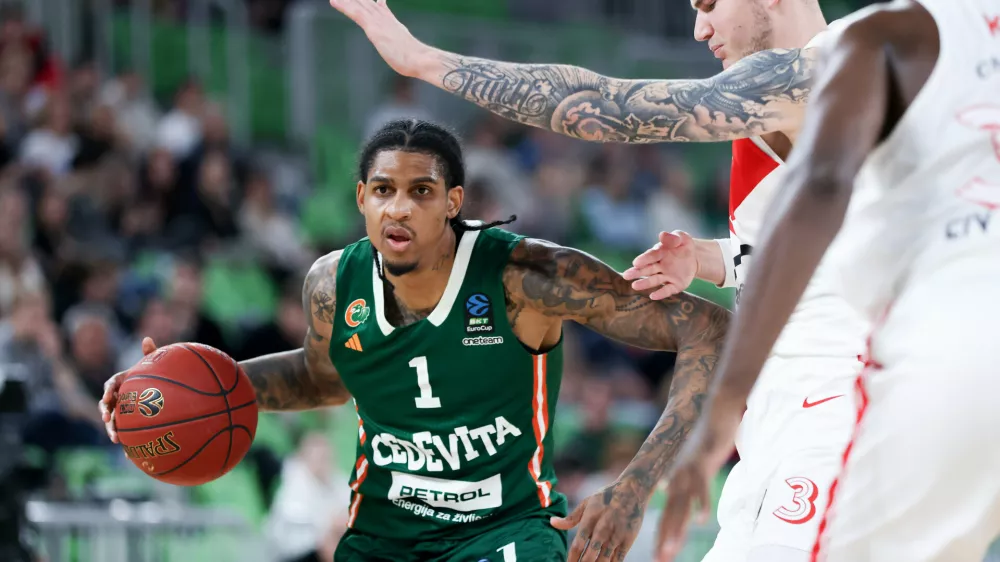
[715,237,737,288]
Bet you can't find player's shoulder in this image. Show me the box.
[309,249,345,277]
[505,237,561,267]
[303,249,345,301]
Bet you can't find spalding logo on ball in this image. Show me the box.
[137,388,164,417]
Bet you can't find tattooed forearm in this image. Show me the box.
[504,238,729,497]
[241,350,314,411]
[240,252,350,411]
[618,336,722,494]
[436,48,815,143]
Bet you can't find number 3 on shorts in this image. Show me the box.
[497,542,516,561]
[773,476,819,524]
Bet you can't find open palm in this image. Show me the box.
[328,0,424,77]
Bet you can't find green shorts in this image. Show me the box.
[333,515,568,562]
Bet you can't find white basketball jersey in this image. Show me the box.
[826,0,1000,322]
[725,19,869,367]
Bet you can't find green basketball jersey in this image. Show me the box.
[329,227,567,541]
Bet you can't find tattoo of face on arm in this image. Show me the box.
[438,48,815,143]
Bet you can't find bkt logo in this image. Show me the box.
[465,293,490,317]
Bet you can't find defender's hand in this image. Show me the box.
[655,417,737,562]
[99,337,158,443]
[551,478,648,562]
[328,0,425,78]
[623,231,697,300]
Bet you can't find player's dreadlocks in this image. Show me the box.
[358,119,516,285]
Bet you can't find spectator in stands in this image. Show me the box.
[364,75,432,139]
[180,101,247,190]
[3,290,104,453]
[156,78,205,159]
[19,93,77,176]
[265,432,350,562]
[579,153,648,251]
[99,69,161,154]
[528,157,584,244]
[189,150,241,249]
[63,304,120,401]
[67,60,101,121]
[72,103,126,170]
[464,115,537,226]
[117,297,177,370]
[239,168,314,279]
[645,157,706,241]
[0,186,44,317]
[165,255,229,354]
[236,278,307,362]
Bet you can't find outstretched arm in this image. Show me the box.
[244,251,351,411]
[330,0,816,143]
[504,238,729,559]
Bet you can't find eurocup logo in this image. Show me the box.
[465,293,490,317]
[138,388,164,418]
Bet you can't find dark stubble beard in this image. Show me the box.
[384,260,419,276]
[742,1,774,59]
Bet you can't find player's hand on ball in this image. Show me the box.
[99,336,158,443]
[551,478,647,562]
[328,0,423,78]
[623,231,697,301]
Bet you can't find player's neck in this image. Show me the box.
[772,8,828,49]
[385,228,458,311]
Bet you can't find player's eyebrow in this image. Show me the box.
[406,176,437,185]
[368,174,393,184]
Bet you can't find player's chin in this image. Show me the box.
[383,256,419,277]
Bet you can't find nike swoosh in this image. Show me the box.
[802,395,844,408]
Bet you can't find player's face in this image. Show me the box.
[692,0,774,69]
[357,150,463,276]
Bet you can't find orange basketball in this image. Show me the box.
[115,342,258,486]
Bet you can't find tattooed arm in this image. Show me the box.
[242,251,351,411]
[505,238,729,559]
[329,0,816,143]
[434,48,816,143]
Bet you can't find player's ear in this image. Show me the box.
[446,186,463,220]
[356,180,365,214]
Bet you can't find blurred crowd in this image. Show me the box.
[0,3,741,561]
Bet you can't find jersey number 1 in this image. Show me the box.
[409,356,441,409]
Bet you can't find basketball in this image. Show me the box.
[115,343,258,486]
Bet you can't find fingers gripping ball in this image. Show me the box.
[116,343,258,486]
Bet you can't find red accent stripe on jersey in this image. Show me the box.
[729,138,782,227]
[810,304,892,561]
[528,354,553,508]
[348,404,370,528]
[355,402,367,446]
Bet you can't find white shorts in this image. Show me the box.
[814,278,1000,562]
[704,356,862,562]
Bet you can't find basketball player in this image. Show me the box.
[658,1,1000,561]
[328,1,867,560]
[100,119,730,561]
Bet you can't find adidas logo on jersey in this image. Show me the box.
[345,333,363,352]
